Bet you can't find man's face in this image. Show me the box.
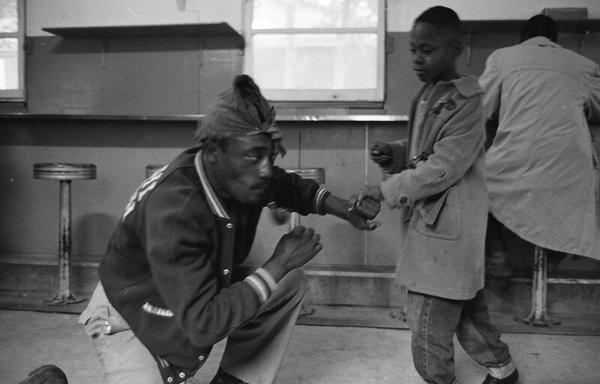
[211,133,275,205]
[409,22,458,83]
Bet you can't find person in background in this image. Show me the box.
[480,14,600,277]
[353,6,518,384]
[79,75,379,384]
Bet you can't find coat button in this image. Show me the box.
[167,377,173,383]
[179,372,186,378]
[226,223,233,229]
[198,355,205,361]
[223,269,230,276]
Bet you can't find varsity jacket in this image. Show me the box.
[99,146,327,381]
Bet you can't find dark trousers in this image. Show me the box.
[486,213,567,270]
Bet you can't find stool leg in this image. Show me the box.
[519,246,560,326]
[46,180,84,305]
[289,212,315,317]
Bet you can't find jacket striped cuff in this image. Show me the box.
[255,267,278,291]
[245,267,277,304]
[245,274,269,302]
[314,187,331,215]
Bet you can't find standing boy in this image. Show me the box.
[354,6,518,384]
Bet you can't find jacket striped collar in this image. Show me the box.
[194,150,231,219]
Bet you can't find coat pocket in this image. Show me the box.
[415,187,462,240]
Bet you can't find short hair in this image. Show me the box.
[414,6,462,36]
[520,15,558,42]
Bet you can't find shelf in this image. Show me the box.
[463,19,600,34]
[0,113,409,123]
[42,22,243,41]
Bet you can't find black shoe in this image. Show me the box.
[209,368,248,384]
[18,365,68,384]
[482,369,519,384]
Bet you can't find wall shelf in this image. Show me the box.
[462,19,600,64]
[462,19,600,34]
[42,22,243,45]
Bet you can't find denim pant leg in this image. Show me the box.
[456,289,512,368]
[406,291,462,384]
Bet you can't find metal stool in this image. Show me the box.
[145,164,167,179]
[34,163,97,305]
[519,246,561,326]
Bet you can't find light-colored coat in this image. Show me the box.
[380,76,487,300]
[480,37,600,260]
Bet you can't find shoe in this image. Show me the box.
[18,365,68,384]
[482,369,519,384]
[209,368,248,384]
[485,251,512,278]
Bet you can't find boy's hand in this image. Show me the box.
[351,185,384,205]
[348,195,380,220]
[370,142,393,167]
[346,196,381,230]
[321,193,380,231]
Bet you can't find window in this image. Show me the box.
[0,0,24,100]
[244,0,384,102]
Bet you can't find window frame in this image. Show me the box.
[0,0,25,100]
[243,0,385,103]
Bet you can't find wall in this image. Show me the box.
[0,118,405,270]
[2,1,600,277]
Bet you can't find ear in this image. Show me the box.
[451,40,463,58]
[202,140,221,165]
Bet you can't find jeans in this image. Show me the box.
[405,290,513,384]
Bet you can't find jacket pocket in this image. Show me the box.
[415,187,462,240]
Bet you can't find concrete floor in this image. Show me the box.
[1,310,599,384]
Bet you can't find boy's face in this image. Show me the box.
[409,22,460,84]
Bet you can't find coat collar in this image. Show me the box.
[447,75,483,98]
[521,36,560,48]
[423,75,482,100]
[194,150,230,219]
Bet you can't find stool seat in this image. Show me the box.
[34,163,97,180]
[286,168,326,184]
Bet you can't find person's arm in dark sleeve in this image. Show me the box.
[479,51,502,149]
[269,167,379,230]
[586,64,600,122]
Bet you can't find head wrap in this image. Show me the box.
[195,75,286,156]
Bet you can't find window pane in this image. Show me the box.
[253,0,378,29]
[0,0,17,33]
[0,38,18,89]
[252,34,377,90]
